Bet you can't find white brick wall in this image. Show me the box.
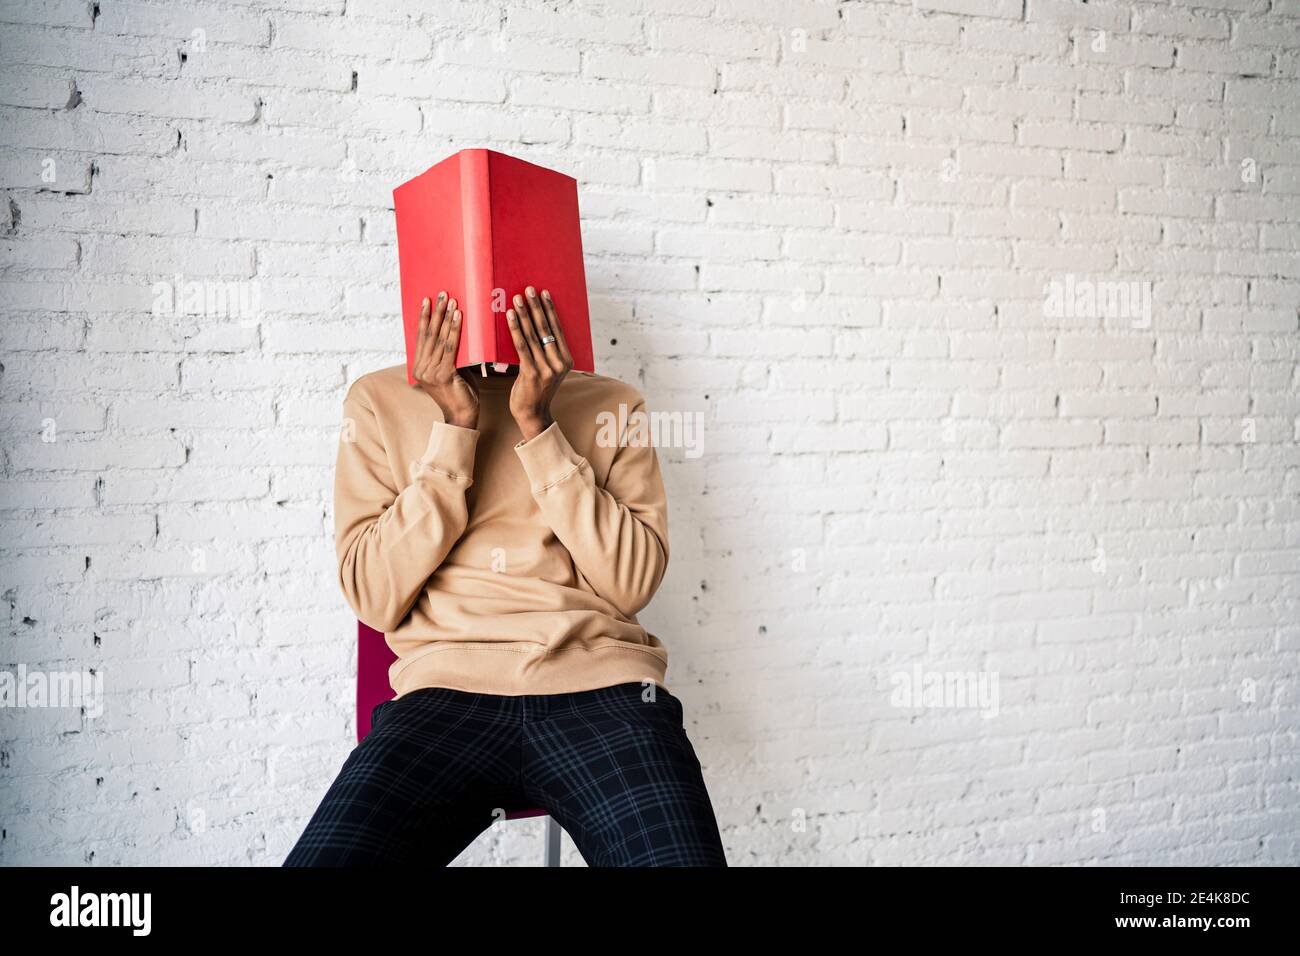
[1,0,1297,866]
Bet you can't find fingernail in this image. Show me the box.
[542,289,551,301]
[514,294,524,305]
[526,286,536,297]
[422,296,430,307]
[437,291,446,301]
[453,311,461,322]
[507,310,517,323]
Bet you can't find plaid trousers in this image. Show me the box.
[283,681,727,867]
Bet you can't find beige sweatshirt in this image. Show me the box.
[334,363,671,698]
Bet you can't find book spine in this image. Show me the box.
[394,185,418,386]
[460,149,492,367]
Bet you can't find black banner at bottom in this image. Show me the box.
[0,865,1289,942]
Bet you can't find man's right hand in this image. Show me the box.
[412,292,479,429]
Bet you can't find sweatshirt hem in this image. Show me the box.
[390,640,669,699]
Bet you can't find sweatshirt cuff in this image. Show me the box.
[418,421,479,481]
[514,421,587,493]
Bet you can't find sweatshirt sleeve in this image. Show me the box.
[334,387,478,633]
[513,400,669,619]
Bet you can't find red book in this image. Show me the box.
[393,149,595,384]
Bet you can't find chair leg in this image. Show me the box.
[543,815,562,867]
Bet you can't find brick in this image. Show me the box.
[77,78,257,122]
[916,0,1024,19]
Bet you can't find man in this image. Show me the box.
[284,286,727,866]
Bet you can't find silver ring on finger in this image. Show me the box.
[540,335,556,345]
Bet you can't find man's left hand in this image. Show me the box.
[506,285,574,442]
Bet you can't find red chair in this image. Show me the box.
[356,620,562,865]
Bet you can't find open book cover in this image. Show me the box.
[393,149,596,385]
